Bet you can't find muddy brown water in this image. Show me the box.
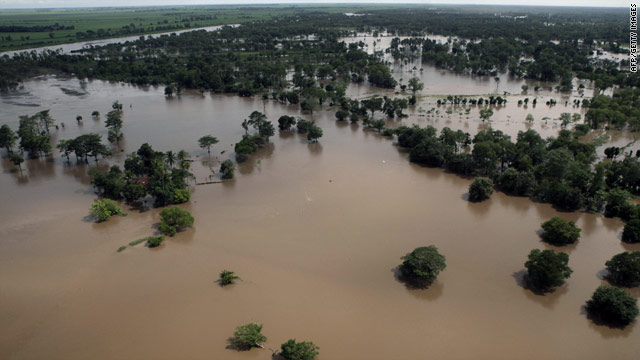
[1,75,640,360]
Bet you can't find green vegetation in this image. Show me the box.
[229,323,267,350]
[540,217,581,246]
[622,220,640,243]
[89,198,125,222]
[198,135,218,154]
[105,107,124,144]
[468,177,493,202]
[524,249,572,291]
[128,238,148,247]
[586,286,639,327]
[306,123,323,143]
[217,270,240,286]
[0,124,17,153]
[57,133,111,163]
[90,143,192,206]
[280,339,320,360]
[399,246,446,287]
[220,160,235,180]
[235,112,274,162]
[278,115,296,131]
[605,252,640,287]
[158,206,194,236]
[146,236,165,248]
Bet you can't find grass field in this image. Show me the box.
[0,4,380,52]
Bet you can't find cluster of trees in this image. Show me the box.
[235,111,275,162]
[57,134,111,163]
[15,110,55,157]
[90,143,192,206]
[229,323,319,360]
[388,123,640,216]
[585,89,640,131]
[0,24,75,33]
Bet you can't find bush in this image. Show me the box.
[468,177,493,202]
[90,198,125,222]
[540,217,581,245]
[280,339,320,360]
[145,236,165,248]
[399,246,446,287]
[524,249,573,290]
[218,270,239,286]
[622,220,640,243]
[220,160,235,180]
[158,206,194,236]
[586,286,639,327]
[605,252,640,287]
[230,323,267,349]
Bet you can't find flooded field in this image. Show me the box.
[1,72,640,360]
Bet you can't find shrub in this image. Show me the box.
[218,270,239,286]
[468,177,493,202]
[230,323,267,349]
[158,206,194,236]
[586,286,639,327]
[280,339,320,360]
[90,198,125,222]
[605,252,640,287]
[525,249,572,290]
[540,217,581,245]
[622,220,640,243]
[399,246,446,287]
[145,236,165,248]
[220,160,235,180]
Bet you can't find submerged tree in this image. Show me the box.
[280,339,320,360]
[586,286,639,327]
[605,252,640,287]
[220,159,235,179]
[10,153,24,174]
[408,77,424,94]
[524,249,572,291]
[468,177,493,202]
[158,206,194,236]
[399,246,446,287]
[0,124,17,153]
[198,135,218,154]
[540,217,581,245]
[105,109,123,144]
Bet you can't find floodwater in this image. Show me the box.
[1,75,640,360]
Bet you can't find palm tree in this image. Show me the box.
[177,150,190,170]
[165,150,176,168]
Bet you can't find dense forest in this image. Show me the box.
[0,6,635,92]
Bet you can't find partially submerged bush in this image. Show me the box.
[158,206,194,236]
[90,198,125,222]
[145,236,165,248]
[540,216,581,245]
[468,177,493,202]
[230,323,267,349]
[220,159,235,180]
[280,339,320,360]
[218,270,239,286]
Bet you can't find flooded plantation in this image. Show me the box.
[1,72,639,360]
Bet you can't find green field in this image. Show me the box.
[0,4,370,52]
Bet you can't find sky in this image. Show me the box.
[0,0,632,9]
